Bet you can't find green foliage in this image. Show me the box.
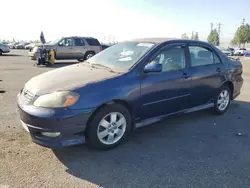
[207,29,220,46]
[231,23,250,47]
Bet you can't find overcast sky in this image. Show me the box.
[2,0,250,44]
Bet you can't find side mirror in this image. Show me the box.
[144,63,162,73]
[58,43,63,47]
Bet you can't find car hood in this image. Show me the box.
[24,64,120,96]
[42,44,56,49]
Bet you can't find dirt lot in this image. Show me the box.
[1,50,250,188]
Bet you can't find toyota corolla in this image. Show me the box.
[17,38,243,150]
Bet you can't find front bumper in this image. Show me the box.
[17,96,94,148]
[2,49,10,53]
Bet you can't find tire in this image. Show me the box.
[212,85,231,115]
[77,58,84,62]
[0,50,2,55]
[86,104,132,150]
[84,52,95,60]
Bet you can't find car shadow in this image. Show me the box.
[2,54,23,56]
[36,62,78,68]
[53,100,250,187]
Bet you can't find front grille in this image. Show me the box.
[21,89,35,104]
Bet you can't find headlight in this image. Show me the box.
[33,91,79,108]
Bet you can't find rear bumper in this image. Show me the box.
[17,98,94,148]
[233,77,244,100]
[28,52,37,59]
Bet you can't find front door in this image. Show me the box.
[140,44,194,120]
[56,38,75,59]
[187,44,227,106]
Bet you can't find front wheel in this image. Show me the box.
[212,85,231,115]
[86,104,132,150]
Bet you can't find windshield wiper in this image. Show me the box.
[91,63,115,73]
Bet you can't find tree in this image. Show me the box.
[231,23,250,47]
[207,29,220,46]
[181,33,189,39]
[194,32,199,40]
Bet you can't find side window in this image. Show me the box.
[85,38,100,46]
[148,45,186,72]
[58,38,73,46]
[189,46,221,67]
[74,38,85,46]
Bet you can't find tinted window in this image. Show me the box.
[189,46,221,67]
[148,45,186,72]
[74,38,85,46]
[85,38,100,46]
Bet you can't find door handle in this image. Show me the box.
[182,73,190,79]
[216,68,221,72]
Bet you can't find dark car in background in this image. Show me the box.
[17,38,243,150]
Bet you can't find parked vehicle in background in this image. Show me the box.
[15,42,29,49]
[28,44,41,60]
[244,50,250,57]
[234,48,246,56]
[28,36,102,61]
[25,43,40,50]
[17,38,243,150]
[0,43,10,55]
[216,46,234,56]
[228,47,235,55]
[7,43,14,49]
[221,48,232,56]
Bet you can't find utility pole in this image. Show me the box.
[242,18,245,25]
[210,22,213,32]
[218,23,222,37]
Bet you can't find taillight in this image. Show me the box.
[100,46,102,51]
[4,45,9,48]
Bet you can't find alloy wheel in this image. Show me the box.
[217,90,230,111]
[97,112,126,145]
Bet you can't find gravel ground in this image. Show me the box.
[1,50,250,188]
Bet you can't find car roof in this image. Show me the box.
[123,38,209,45]
[69,36,98,40]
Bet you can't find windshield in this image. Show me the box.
[87,42,155,71]
[50,39,61,44]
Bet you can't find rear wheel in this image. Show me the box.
[212,85,231,115]
[77,58,84,62]
[86,104,132,150]
[84,52,95,60]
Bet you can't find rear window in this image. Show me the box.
[85,38,100,46]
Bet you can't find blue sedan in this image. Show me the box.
[17,38,244,150]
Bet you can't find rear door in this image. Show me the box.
[85,38,101,54]
[56,38,75,59]
[187,43,227,106]
[74,38,87,59]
